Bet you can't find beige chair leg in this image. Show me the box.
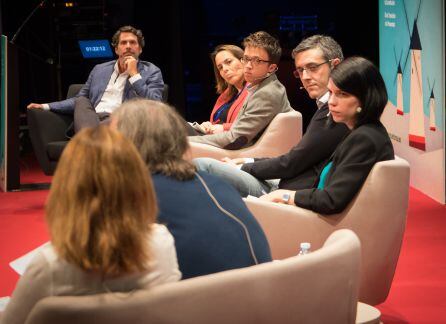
[356,302,382,324]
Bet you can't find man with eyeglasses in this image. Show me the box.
[195,35,349,199]
[190,31,293,149]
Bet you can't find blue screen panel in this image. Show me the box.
[78,40,113,59]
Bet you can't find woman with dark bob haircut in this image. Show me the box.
[261,56,394,214]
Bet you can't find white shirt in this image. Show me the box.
[1,224,181,324]
[95,62,141,113]
[43,61,142,112]
[316,91,330,109]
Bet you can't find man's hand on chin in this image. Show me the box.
[123,55,138,76]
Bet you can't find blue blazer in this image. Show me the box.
[48,60,164,113]
[152,171,272,279]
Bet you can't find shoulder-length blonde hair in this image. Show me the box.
[113,99,196,181]
[211,44,245,98]
[46,126,157,277]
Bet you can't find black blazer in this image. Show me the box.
[241,103,350,190]
[294,121,394,214]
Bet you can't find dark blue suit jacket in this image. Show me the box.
[242,103,350,190]
[152,171,272,279]
[48,60,164,113]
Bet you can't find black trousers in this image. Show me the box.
[74,97,110,133]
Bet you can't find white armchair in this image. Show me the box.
[245,157,410,305]
[25,229,361,324]
[189,110,302,160]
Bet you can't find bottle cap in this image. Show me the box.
[300,242,311,250]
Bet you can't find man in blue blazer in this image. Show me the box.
[27,25,164,132]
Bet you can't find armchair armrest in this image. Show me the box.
[27,109,73,175]
[243,158,410,305]
[243,198,336,259]
[189,110,302,159]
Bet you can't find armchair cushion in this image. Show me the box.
[46,141,69,161]
[244,157,410,305]
[27,109,73,175]
[25,229,361,324]
[189,110,302,160]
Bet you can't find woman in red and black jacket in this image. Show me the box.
[187,44,248,135]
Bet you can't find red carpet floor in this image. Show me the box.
[0,156,51,295]
[1,157,445,322]
[376,188,446,323]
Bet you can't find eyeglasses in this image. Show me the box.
[241,56,271,66]
[293,59,332,78]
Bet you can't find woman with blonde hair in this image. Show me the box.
[113,99,271,279]
[187,44,248,135]
[1,126,180,324]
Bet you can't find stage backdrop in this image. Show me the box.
[1,35,20,191]
[379,0,445,203]
[1,35,6,191]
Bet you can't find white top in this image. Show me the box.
[43,61,142,112]
[0,224,181,324]
[316,91,330,109]
[94,61,141,113]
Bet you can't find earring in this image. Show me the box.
[356,107,362,113]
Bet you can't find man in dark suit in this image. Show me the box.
[195,35,349,198]
[27,25,164,132]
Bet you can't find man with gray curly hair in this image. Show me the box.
[27,25,164,132]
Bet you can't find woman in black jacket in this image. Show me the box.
[261,56,394,214]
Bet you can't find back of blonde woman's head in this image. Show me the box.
[113,99,196,181]
[46,126,157,276]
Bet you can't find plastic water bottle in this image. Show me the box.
[298,242,311,256]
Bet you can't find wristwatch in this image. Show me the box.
[282,193,291,204]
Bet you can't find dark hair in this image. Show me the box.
[242,31,282,64]
[111,25,145,48]
[210,44,245,97]
[292,35,343,62]
[330,56,388,128]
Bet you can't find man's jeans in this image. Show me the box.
[194,157,279,197]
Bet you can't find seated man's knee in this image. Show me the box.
[193,157,216,172]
